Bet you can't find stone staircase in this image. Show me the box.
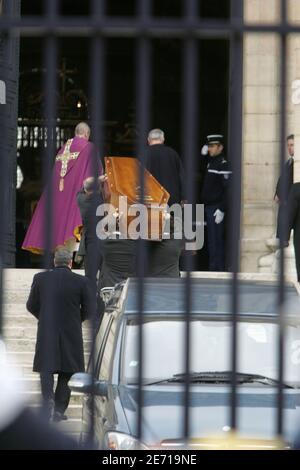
[2,269,91,442]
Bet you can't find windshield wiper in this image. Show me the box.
[146,371,295,388]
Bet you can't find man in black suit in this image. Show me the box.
[145,128,184,207]
[76,175,107,286]
[274,134,294,239]
[26,248,95,421]
[286,182,300,282]
[144,129,184,276]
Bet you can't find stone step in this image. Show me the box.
[1,269,93,441]
[3,269,85,290]
[19,390,84,406]
[51,418,82,434]
[7,351,91,365]
[3,315,37,327]
[3,303,99,319]
[15,376,67,392]
[3,290,30,304]
[3,325,93,340]
[3,316,93,334]
[5,338,92,352]
[15,376,90,398]
[3,304,32,315]
[29,404,83,420]
[64,433,80,442]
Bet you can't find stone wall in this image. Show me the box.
[241,0,295,272]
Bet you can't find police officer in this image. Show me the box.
[200,134,231,271]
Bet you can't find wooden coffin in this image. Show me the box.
[103,156,170,240]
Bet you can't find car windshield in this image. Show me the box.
[122,318,300,386]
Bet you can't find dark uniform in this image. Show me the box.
[286,182,300,281]
[200,135,231,271]
[274,157,294,239]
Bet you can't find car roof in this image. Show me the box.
[118,278,300,319]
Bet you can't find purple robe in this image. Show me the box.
[22,136,103,254]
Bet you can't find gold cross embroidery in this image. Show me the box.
[56,139,80,191]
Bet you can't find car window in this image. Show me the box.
[98,316,118,381]
[122,318,300,385]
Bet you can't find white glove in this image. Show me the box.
[214,209,224,224]
[201,145,208,156]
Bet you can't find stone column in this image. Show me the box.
[241,0,281,272]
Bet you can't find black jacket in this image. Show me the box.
[145,144,184,206]
[26,267,94,373]
[287,183,300,281]
[99,239,137,288]
[275,158,294,202]
[76,189,103,243]
[200,152,231,212]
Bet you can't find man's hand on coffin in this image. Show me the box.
[99,174,108,184]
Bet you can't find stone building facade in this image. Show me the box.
[241,0,300,275]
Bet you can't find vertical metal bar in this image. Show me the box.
[43,0,58,269]
[89,0,106,448]
[0,0,20,272]
[228,0,244,431]
[45,0,58,18]
[136,0,151,443]
[0,1,9,336]
[42,36,57,269]
[40,0,58,417]
[277,0,287,437]
[182,0,198,442]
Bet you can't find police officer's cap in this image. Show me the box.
[207,134,224,145]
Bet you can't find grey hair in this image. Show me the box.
[75,122,90,137]
[54,248,73,267]
[148,129,165,142]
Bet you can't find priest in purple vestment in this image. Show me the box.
[22,122,103,254]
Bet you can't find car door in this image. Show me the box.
[92,314,119,448]
[81,312,113,443]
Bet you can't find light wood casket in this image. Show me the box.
[103,156,170,240]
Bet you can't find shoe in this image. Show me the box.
[44,399,55,421]
[53,411,68,422]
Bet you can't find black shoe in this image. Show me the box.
[43,399,55,421]
[53,411,68,422]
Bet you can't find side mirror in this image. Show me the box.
[68,373,108,398]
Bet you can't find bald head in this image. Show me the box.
[83,176,102,193]
[75,122,91,140]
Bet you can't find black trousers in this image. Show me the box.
[84,238,102,289]
[205,205,225,272]
[146,239,182,277]
[276,201,288,240]
[40,372,73,414]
